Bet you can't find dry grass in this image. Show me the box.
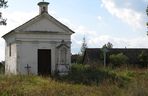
[0,75,101,96]
[0,68,147,96]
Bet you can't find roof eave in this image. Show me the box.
[2,30,15,39]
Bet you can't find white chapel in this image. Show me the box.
[2,1,74,75]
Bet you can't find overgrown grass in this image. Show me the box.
[0,75,102,96]
[0,64,148,96]
[55,64,131,87]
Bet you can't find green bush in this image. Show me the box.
[56,64,130,87]
[109,53,128,67]
[138,51,148,68]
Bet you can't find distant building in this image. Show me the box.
[83,48,101,65]
[83,48,148,66]
[2,1,74,75]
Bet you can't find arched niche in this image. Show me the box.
[56,40,70,74]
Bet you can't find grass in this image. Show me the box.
[0,75,102,96]
[0,65,148,96]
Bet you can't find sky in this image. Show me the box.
[0,0,148,61]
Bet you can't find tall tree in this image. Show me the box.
[102,42,113,49]
[0,0,8,25]
[80,36,87,55]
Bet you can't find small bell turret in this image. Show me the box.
[38,1,49,14]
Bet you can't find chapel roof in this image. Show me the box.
[2,1,75,38]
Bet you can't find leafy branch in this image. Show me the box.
[0,0,8,25]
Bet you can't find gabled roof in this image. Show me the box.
[83,48,148,65]
[83,48,100,60]
[2,12,75,38]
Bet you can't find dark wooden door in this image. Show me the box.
[38,49,51,75]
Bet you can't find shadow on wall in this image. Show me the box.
[0,61,5,74]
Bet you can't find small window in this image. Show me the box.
[9,43,11,57]
[43,7,46,12]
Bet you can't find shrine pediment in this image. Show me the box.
[23,18,66,32]
[3,13,74,38]
[22,14,70,33]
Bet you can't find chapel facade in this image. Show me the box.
[2,1,74,75]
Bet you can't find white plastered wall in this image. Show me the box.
[16,33,71,75]
[5,42,17,75]
[17,41,56,75]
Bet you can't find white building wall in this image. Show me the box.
[15,32,71,75]
[17,41,56,75]
[4,32,71,75]
[17,42,38,75]
[16,33,71,41]
[5,42,17,74]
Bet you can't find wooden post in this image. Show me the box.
[104,51,106,67]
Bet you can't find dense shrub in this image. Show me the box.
[109,53,128,67]
[138,51,148,68]
[56,64,130,87]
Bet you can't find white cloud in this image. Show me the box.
[101,0,144,29]
[65,21,148,54]
[88,34,148,48]
[57,16,148,54]
[97,16,102,21]
[0,11,37,36]
[143,0,148,3]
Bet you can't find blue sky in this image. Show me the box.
[0,0,148,61]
